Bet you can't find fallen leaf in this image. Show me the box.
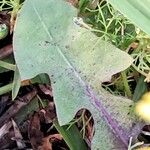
[0,44,13,59]
[29,112,44,150]
[0,121,12,139]
[39,136,52,150]
[0,90,37,127]
[11,119,26,149]
[39,85,53,97]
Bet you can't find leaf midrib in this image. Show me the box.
[32,2,85,86]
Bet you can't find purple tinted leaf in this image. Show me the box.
[13,0,143,149]
[86,85,129,147]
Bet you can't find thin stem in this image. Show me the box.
[0,60,16,71]
[0,83,13,95]
[0,81,30,96]
[121,71,132,98]
[37,95,45,108]
[132,64,147,77]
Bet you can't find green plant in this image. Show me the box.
[1,0,150,149]
[84,1,136,48]
[13,0,141,149]
[107,1,150,84]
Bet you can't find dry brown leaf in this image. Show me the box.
[0,121,12,139]
[0,44,13,59]
[0,90,37,127]
[11,119,26,149]
[29,112,43,150]
[39,85,53,97]
[39,137,52,150]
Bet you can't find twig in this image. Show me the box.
[0,90,37,127]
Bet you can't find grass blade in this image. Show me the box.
[53,119,87,150]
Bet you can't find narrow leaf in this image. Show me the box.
[12,67,21,100]
[0,60,16,71]
[133,76,148,102]
[53,119,87,150]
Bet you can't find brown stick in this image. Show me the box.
[0,90,37,127]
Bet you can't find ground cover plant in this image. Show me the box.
[0,0,150,149]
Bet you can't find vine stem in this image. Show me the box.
[121,70,132,98]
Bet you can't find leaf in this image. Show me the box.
[0,56,15,73]
[0,90,37,127]
[0,45,13,60]
[133,76,148,102]
[107,0,150,36]
[11,119,26,149]
[0,121,12,139]
[0,60,15,71]
[53,119,87,150]
[28,112,44,149]
[13,0,140,149]
[31,73,50,84]
[0,83,13,96]
[14,97,39,124]
[12,66,21,100]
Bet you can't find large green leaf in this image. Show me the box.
[13,0,140,149]
[108,0,150,36]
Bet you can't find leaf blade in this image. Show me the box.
[13,0,139,149]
